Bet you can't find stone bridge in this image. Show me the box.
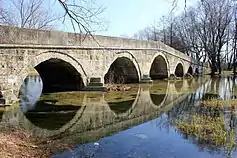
[0,26,206,104]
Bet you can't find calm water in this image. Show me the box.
[1,75,237,158]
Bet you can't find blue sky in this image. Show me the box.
[54,0,198,37]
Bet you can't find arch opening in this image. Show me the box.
[195,68,199,74]
[150,55,168,79]
[35,58,84,93]
[175,63,184,77]
[0,108,3,122]
[104,57,139,84]
[187,66,193,75]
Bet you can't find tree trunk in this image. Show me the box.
[210,56,217,76]
[217,53,222,75]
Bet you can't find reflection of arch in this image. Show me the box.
[106,87,141,117]
[187,66,193,75]
[149,80,169,109]
[17,51,87,95]
[104,55,140,84]
[175,80,184,93]
[16,93,88,137]
[175,63,184,77]
[149,53,169,79]
[25,103,82,130]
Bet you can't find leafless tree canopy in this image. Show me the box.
[0,0,105,33]
[57,0,105,34]
[0,0,56,29]
[134,0,237,76]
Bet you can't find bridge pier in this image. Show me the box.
[84,77,106,91]
[140,74,153,83]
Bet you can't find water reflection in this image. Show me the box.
[167,76,237,157]
[174,80,184,93]
[149,80,168,107]
[10,76,186,137]
[3,75,237,157]
[105,86,140,115]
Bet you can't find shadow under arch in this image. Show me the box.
[150,55,169,79]
[35,58,84,93]
[195,68,199,74]
[104,56,139,84]
[0,108,3,122]
[105,86,141,117]
[175,63,184,77]
[16,51,87,96]
[149,80,169,109]
[187,66,193,75]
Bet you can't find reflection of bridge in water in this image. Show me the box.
[1,78,209,143]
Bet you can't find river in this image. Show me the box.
[1,75,237,158]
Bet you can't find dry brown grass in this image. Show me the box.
[200,99,237,108]
[0,130,73,158]
[176,114,236,147]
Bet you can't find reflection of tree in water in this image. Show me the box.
[166,78,237,156]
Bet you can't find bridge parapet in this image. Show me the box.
[0,25,191,61]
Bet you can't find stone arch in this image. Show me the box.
[175,62,184,77]
[104,51,141,84]
[149,52,169,79]
[187,66,193,75]
[16,51,87,95]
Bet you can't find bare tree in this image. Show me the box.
[233,3,237,75]
[0,0,57,29]
[56,0,106,34]
[0,0,106,34]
